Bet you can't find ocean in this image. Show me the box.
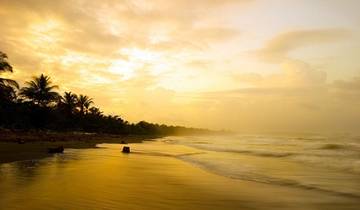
[155,134,360,199]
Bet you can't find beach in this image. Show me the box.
[1,136,360,210]
[0,130,155,164]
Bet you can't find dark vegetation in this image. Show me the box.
[0,51,210,136]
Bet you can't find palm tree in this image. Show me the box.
[89,107,102,116]
[0,52,19,101]
[77,94,93,115]
[59,91,78,115]
[20,74,60,107]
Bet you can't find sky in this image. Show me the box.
[1,0,360,133]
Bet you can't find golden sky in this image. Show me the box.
[1,0,360,133]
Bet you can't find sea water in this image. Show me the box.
[159,134,360,199]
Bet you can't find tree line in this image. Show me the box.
[0,51,210,135]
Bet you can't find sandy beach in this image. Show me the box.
[0,130,156,164]
[1,140,359,210]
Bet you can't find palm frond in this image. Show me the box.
[0,78,19,89]
[0,52,13,73]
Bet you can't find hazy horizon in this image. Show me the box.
[1,0,360,133]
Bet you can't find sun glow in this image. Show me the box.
[121,48,162,63]
[108,60,137,80]
[107,48,163,80]
[29,20,61,48]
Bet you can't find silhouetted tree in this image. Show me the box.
[77,94,93,115]
[20,74,60,107]
[89,107,102,116]
[0,51,19,102]
[59,91,78,116]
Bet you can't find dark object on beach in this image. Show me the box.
[48,146,64,154]
[122,146,130,153]
[17,140,25,144]
[121,140,127,144]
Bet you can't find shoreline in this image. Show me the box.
[2,143,359,209]
[0,130,159,164]
[2,134,360,209]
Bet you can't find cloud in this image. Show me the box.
[234,60,327,89]
[187,65,360,132]
[0,0,245,80]
[331,76,360,101]
[333,76,360,91]
[255,29,350,63]
[1,0,360,133]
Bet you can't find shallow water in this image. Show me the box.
[160,134,360,198]
[1,135,360,210]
